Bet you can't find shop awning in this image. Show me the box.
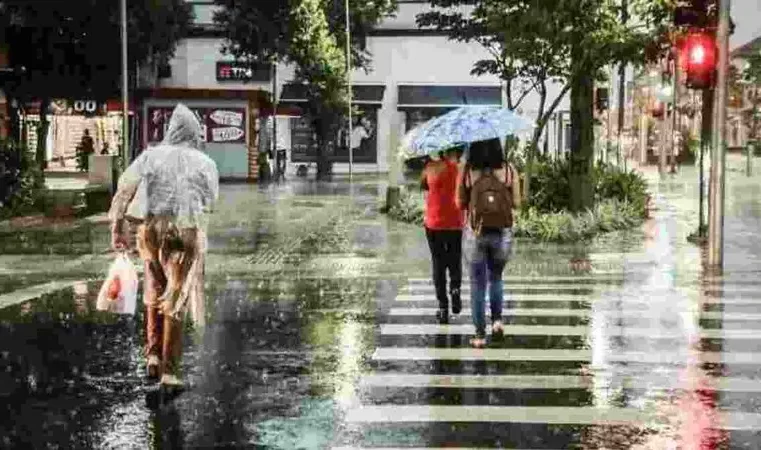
[279,83,386,104]
[397,85,502,108]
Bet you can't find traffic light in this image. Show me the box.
[683,32,717,90]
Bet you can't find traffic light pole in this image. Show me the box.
[671,60,680,172]
[708,0,731,268]
[700,88,714,238]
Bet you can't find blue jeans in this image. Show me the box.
[468,228,513,337]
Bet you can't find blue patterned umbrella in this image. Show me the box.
[401,106,535,159]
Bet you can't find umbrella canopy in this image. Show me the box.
[401,106,535,158]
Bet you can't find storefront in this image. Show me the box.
[139,88,270,181]
[276,83,386,167]
[18,99,137,169]
[396,84,503,133]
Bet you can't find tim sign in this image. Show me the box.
[216,62,270,82]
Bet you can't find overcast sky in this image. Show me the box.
[731,0,761,50]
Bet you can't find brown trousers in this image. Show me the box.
[137,216,204,377]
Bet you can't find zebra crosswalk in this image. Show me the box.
[335,275,761,448]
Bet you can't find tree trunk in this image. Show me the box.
[569,72,595,212]
[36,97,50,172]
[5,97,20,143]
[313,117,333,181]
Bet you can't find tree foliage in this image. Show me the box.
[1,0,193,102]
[418,0,671,209]
[0,0,193,171]
[418,0,672,142]
[214,0,397,179]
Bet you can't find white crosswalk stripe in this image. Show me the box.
[339,273,761,448]
[358,373,761,392]
[379,323,761,339]
[386,307,761,321]
[342,405,761,430]
[395,292,761,304]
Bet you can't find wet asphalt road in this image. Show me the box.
[2,158,761,449]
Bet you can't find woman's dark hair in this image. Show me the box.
[468,138,504,170]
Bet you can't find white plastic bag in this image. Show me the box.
[96,253,139,315]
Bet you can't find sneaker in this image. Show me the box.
[492,320,504,338]
[450,289,462,315]
[436,309,449,325]
[146,355,160,381]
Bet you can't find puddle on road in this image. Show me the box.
[0,273,385,448]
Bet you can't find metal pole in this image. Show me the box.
[708,0,731,268]
[120,0,129,167]
[618,0,628,169]
[671,58,680,173]
[660,110,668,175]
[272,61,278,177]
[345,0,353,180]
[701,88,713,238]
[659,59,668,175]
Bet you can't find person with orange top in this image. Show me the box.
[421,146,465,324]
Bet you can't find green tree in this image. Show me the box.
[418,0,671,210]
[214,0,397,180]
[0,0,193,172]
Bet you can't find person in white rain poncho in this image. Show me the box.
[108,104,219,391]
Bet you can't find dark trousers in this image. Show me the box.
[425,228,463,310]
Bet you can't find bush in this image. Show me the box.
[594,163,648,218]
[387,188,424,226]
[527,155,648,218]
[384,187,644,243]
[513,199,644,243]
[384,156,650,243]
[0,139,45,220]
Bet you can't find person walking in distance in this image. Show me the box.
[421,146,465,324]
[108,104,219,393]
[457,138,519,348]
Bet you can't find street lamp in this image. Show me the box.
[345,0,353,180]
[120,0,129,167]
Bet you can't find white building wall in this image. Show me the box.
[155,0,576,174]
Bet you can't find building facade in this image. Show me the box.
[728,36,761,151]
[143,0,570,179]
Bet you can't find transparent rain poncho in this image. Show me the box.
[109,104,219,230]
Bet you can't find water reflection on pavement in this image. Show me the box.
[2,167,761,448]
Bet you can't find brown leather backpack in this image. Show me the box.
[467,166,513,234]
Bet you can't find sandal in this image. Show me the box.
[469,336,486,348]
[146,355,161,381]
[492,320,504,338]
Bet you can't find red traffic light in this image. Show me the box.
[683,32,717,90]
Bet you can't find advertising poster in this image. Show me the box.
[147,107,247,144]
[290,116,316,162]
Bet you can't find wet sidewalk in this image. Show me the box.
[2,167,761,448]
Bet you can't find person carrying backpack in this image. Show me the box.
[457,138,520,348]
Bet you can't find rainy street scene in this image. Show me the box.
[3,0,761,449]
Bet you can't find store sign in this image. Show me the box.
[216,62,270,82]
[147,107,247,144]
[50,99,108,116]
